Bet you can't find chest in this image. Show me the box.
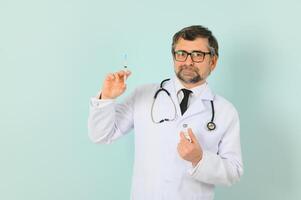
[133,92,225,153]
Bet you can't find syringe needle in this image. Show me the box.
[123,54,128,83]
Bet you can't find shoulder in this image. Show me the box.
[214,94,239,118]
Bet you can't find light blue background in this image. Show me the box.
[1,0,301,199]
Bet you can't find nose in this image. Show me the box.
[184,54,194,65]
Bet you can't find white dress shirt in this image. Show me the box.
[174,77,208,108]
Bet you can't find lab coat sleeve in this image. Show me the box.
[87,90,135,144]
[189,110,243,186]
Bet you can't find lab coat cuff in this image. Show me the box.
[188,150,211,176]
[90,97,115,108]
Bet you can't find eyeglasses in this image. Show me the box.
[174,50,212,63]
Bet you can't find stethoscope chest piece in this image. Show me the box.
[207,121,216,131]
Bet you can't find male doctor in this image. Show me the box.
[88,25,243,200]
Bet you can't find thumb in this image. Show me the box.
[188,128,198,143]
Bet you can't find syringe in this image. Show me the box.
[123,53,128,83]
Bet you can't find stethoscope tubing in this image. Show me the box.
[151,79,216,131]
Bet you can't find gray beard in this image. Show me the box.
[176,67,204,84]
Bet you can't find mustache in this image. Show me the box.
[179,65,199,72]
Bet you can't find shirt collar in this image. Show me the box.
[174,76,208,98]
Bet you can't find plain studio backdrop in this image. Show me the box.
[1,0,301,199]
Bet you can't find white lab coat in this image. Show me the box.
[88,77,243,200]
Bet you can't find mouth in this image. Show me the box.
[176,67,202,83]
[180,68,197,76]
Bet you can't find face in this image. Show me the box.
[173,37,218,87]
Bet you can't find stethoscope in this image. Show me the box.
[150,78,216,131]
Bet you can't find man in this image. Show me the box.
[88,25,243,200]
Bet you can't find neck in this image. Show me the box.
[180,79,206,89]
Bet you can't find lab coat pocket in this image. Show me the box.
[193,122,225,151]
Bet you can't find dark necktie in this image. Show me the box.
[180,89,192,115]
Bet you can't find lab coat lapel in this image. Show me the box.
[182,84,215,118]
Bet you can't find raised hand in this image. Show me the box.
[100,70,131,99]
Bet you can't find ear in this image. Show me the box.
[209,55,218,72]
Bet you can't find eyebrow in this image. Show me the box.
[175,50,209,53]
